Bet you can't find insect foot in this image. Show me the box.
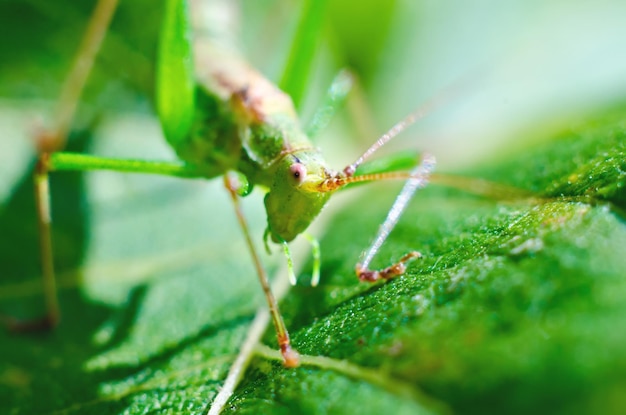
[356,251,422,282]
[280,342,301,368]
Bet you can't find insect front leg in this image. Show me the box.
[355,154,436,282]
[223,173,300,368]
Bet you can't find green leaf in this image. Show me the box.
[2,104,624,414]
[225,107,626,414]
[2,1,626,414]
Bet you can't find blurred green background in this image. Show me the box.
[1,0,625,414]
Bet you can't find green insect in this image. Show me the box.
[5,0,437,368]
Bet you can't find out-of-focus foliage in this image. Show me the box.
[1,0,625,414]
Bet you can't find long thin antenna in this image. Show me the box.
[343,78,470,177]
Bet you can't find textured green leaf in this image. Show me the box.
[240,108,626,415]
[1,1,626,415]
[2,104,624,415]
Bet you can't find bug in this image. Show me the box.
[3,0,440,368]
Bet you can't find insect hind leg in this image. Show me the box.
[1,153,60,332]
[2,0,119,332]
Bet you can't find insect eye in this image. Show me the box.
[289,163,307,184]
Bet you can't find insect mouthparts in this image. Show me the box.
[317,175,345,192]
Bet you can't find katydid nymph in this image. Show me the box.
[5,0,438,368]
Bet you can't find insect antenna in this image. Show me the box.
[342,95,444,177]
[315,95,440,191]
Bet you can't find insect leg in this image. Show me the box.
[2,156,60,331]
[38,0,120,153]
[1,0,119,331]
[306,70,354,138]
[302,233,321,287]
[223,173,300,368]
[281,241,298,286]
[356,154,436,282]
[45,152,214,178]
[278,233,320,287]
